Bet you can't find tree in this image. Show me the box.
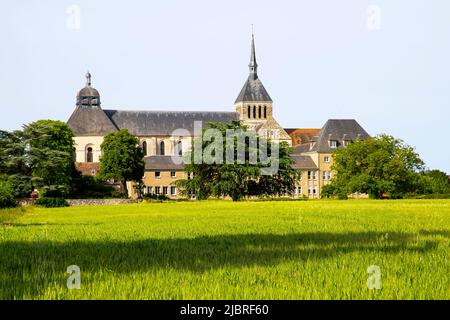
[175,121,300,201]
[22,120,75,197]
[329,134,424,199]
[98,129,144,195]
[0,178,16,208]
[0,130,31,197]
[255,141,300,197]
[416,170,450,195]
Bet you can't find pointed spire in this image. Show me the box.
[249,31,258,79]
[85,71,92,86]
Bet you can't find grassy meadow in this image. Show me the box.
[0,200,449,299]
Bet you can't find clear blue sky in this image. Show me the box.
[1,0,449,172]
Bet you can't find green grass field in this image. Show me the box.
[0,200,449,300]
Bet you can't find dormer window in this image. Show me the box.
[343,140,352,147]
[329,140,338,148]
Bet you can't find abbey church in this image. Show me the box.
[67,35,370,199]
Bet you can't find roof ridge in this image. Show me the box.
[104,109,238,114]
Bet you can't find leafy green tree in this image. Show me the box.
[22,120,75,197]
[329,134,424,199]
[0,178,17,208]
[416,170,450,195]
[0,130,31,197]
[176,121,300,201]
[98,129,144,195]
[256,141,300,197]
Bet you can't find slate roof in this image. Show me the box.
[67,107,118,136]
[77,86,100,98]
[292,143,313,154]
[103,110,239,136]
[309,119,370,153]
[235,35,272,103]
[235,76,272,103]
[144,156,185,170]
[290,155,317,170]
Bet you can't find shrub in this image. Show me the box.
[253,197,308,202]
[35,197,69,208]
[0,180,17,208]
[70,174,117,199]
[142,193,170,201]
[111,190,129,199]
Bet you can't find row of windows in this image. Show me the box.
[74,140,183,163]
[328,140,353,148]
[322,171,332,180]
[145,186,177,196]
[142,141,183,156]
[293,187,317,195]
[307,171,317,180]
[307,170,332,180]
[73,147,95,163]
[154,171,177,178]
[247,105,267,119]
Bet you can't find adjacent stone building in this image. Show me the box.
[67,35,370,199]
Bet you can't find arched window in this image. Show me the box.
[72,148,77,162]
[160,141,165,156]
[247,106,250,119]
[264,106,267,118]
[86,147,93,163]
[253,106,256,118]
[258,105,261,118]
[177,140,182,156]
[142,141,147,156]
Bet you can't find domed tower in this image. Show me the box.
[76,71,101,108]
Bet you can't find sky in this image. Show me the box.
[1,0,449,172]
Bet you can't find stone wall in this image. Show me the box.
[66,199,136,206]
[18,198,35,206]
[18,198,136,207]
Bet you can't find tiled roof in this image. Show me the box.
[285,128,320,146]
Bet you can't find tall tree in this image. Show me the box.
[0,130,31,197]
[176,121,300,201]
[328,134,424,199]
[98,129,144,195]
[22,120,75,197]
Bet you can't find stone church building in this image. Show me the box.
[67,35,369,199]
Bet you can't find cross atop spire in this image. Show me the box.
[85,71,92,86]
[248,32,258,79]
